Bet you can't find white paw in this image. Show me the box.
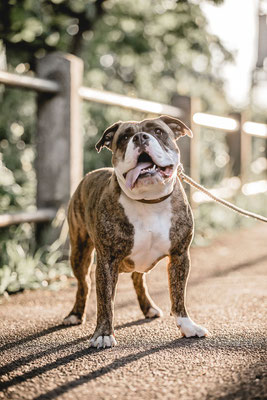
[89,335,117,349]
[145,306,163,318]
[177,317,209,338]
[63,314,82,326]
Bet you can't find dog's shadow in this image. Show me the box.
[0,316,210,400]
[115,317,154,331]
[0,323,69,353]
[0,318,200,399]
[0,317,152,378]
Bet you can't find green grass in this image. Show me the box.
[0,224,71,298]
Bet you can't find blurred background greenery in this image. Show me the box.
[0,0,266,296]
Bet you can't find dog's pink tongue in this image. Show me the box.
[125,162,152,189]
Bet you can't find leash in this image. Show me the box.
[177,165,267,223]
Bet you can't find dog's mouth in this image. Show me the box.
[124,152,174,190]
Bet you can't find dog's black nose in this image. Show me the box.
[133,132,150,146]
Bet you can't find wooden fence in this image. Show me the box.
[0,52,266,230]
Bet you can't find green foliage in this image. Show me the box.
[0,88,36,213]
[0,0,105,66]
[0,223,71,296]
[81,0,232,105]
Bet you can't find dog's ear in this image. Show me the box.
[95,121,122,153]
[160,115,193,140]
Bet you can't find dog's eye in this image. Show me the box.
[155,128,162,135]
[117,133,130,146]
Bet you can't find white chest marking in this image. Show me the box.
[119,194,172,273]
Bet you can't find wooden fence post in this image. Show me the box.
[240,110,252,185]
[172,95,201,204]
[189,97,201,206]
[226,112,241,177]
[171,95,191,176]
[36,52,83,244]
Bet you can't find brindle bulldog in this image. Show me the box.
[63,115,209,348]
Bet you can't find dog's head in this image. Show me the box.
[96,115,193,200]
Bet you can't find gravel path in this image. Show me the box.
[0,224,266,400]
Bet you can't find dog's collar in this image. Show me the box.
[136,190,173,204]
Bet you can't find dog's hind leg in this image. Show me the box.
[131,272,163,318]
[63,227,94,326]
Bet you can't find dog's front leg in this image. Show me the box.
[168,250,209,338]
[90,256,119,349]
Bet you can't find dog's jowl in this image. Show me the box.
[63,115,209,348]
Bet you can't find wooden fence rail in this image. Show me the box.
[0,70,59,93]
[0,209,57,228]
[0,52,266,231]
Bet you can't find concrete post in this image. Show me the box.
[36,52,83,243]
